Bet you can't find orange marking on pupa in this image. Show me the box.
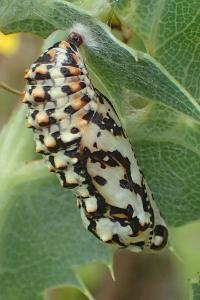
[48,165,56,172]
[59,41,71,49]
[44,135,56,148]
[54,156,68,169]
[35,65,48,75]
[32,88,45,99]
[22,92,30,103]
[70,97,85,110]
[69,82,83,93]
[67,66,81,76]
[47,49,56,61]
[35,112,49,125]
[24,72,32,80]
[24,69,31,79]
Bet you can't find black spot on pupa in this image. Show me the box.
[95,195,107,215]
[60,67,70,77]
[119,179,130,189]
[34,96,45,103]
[49,155,55,167]
[93,175,107,186]
[41,86,51,102]
[154,225,167,237]
[83,110,94,121]
[51,131,60,139]
[91,112,103,125]
[82,94,91,103]
[83,146,91,157]
[98,94,104,104]
[47,65,53,70]
[63,137,81,148]
[129,217,141,236]
[106,156,119,167]
[35,72,51,80]
[35,53,51,64]
[43,86,51,93]
[71,127,79,134]
[126,204,134,217]
[31,110,39,120]
[64,148,79,158]
[69,42,78,52]
[130,241,145,248]
[32,63,40,72]
[46,116,56,125]
[73,163,83,176]
[79,81,86,89]
[112,234,125,246]
[88,219,96,231]
[109,205,132,223]
[48,42,60,50]
[62,85,72,95]
[46,108,55,115]
[38,135,44,143]
[64,105,77,114]
[150,225,168,250]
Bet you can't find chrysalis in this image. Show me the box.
[23,30,168,252]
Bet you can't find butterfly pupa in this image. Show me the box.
[23,30,168,252]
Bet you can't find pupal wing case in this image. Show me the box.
[23,30,168,252]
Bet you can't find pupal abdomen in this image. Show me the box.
[23,31,168,252]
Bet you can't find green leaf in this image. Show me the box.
[63,0,111,17]
[44,286,90,300]
[193,283,200,300]
[111,0,200,99]
[170,221,200,279]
